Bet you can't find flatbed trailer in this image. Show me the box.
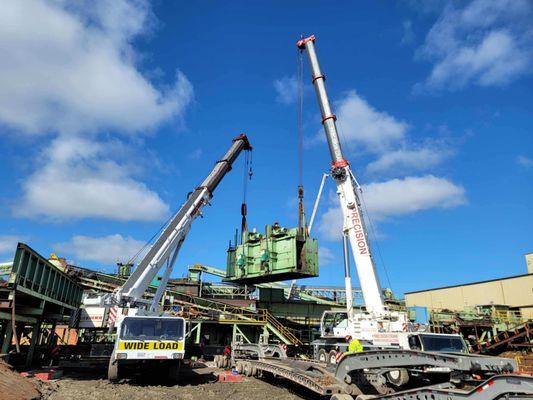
[230,347,533,399]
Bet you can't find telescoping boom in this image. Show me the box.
[108,134,252,312]
[104,134,252,382]
[297,35,385,316]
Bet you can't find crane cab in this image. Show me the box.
[403,332,469,353]
[109,315,186,381]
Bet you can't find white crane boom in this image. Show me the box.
[112,134,252,310]
[297,35,385,316]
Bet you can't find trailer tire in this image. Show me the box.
[244,362,253,377]
[317,348,328,363]
[328,350,338,364]
[330,394,353,400]
[386,368,409,387]
[222,357,229,368]
[214,355,220,368]
[236,361,244,374]
[251,365,258,377]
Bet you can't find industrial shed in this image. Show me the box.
[405,253,533,319]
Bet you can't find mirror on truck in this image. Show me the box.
[408,335,422,350]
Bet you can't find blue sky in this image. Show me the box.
[0,0,531,297]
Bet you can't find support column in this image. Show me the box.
[195,322,202,345]
[26,322,40,367]
[1,322,13,354]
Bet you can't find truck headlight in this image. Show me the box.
[116,353,128,360]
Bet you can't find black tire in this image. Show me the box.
[236,361,243,374]
[330,394,353,400]
[328,350,338,364]
[167,361,180,382]
[386,368,409,387]
[244,362,253,377]
[317,348,328,363]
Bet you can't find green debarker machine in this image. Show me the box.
[225,223,318,284]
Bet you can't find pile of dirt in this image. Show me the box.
[0,360,41,400]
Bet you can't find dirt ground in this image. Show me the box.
[42,365,316,400]
[0,360,41,400]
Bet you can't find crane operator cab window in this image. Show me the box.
[322,311,349,336]
[120,317,185,341]
[408,334,468,353]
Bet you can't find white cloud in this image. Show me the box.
[0,0,193,135]
[325,91,409,153]
[16,136,169,221]
[0,235,22,256]
[401,20,415,45]
[55,234,146,265]
[318,246,336,266]
[367,146,451,175]
[0,0,193,222]
[517,155,533,168]
[274,76,298,105]
[416,0,533,90]
[318,175,466,240]
[188,148,203,160]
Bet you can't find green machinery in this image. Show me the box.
[225,223,318,284]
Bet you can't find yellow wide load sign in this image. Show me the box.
[118,341,184,351]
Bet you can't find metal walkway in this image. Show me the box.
[76,268,302,345]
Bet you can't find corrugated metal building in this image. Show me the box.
[405,253,533,319]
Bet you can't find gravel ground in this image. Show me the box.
[42,365,317,400]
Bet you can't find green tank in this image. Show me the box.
[225,223,318,284]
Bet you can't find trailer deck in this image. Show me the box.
[231,346,533,399]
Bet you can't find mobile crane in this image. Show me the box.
[296,36,469,363]
[223,37,531,400]
[95,134,252,381]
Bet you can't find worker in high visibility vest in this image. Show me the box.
[344,335,363,355]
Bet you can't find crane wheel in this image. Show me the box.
[386,368,409,387]
[167,361,180,382]
[328,350,338,364]
[317,349,328,363]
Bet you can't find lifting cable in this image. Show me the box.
[240,148,253,238]
[297,44,308,236]
[127,213,174,266]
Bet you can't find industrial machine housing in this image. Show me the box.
[225,223,318,284]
